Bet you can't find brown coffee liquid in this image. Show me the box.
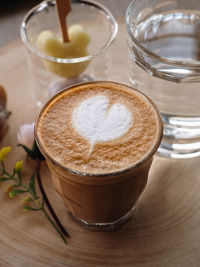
[38,82,160,174]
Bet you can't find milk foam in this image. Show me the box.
[72,95,133,151]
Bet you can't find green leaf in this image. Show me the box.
[17,140,45,161]
[9,189,27,198]
[17,144,35,159]
[23,206,40,211]
[0,177,9,181]
[29,174,36,199]
[32,140,45,161]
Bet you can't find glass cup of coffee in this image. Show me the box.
[20,0,118,110]
[126,0,200,159]
[35,81,163,230]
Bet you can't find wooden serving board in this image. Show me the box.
[0,26,200,267]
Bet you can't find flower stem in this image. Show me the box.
[41,206,67,244]
[35,159,70,238]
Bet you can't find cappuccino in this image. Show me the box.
[37,82,160,174]
[35,81,162,228]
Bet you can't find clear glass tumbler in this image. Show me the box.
[126,0,200,159]
[35,81,163,230]
[20,0,118,110]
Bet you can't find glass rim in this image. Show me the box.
[20,0,118,64]
[34,81,163,178]
[125,0,200,68]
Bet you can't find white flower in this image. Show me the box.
[17,122,34,148]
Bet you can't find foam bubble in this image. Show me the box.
[72,95,133,151]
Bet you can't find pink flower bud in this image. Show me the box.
[17,122,34,149]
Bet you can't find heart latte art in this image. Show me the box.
[38,82,160,174]
[72,95,133,152]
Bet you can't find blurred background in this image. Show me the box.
[0,0,131,48]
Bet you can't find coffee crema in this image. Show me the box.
[37,82,160,174]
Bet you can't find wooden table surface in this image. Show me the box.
[1,7,200,267]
